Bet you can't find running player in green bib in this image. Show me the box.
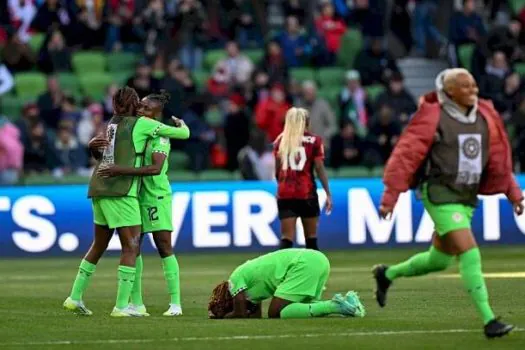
[63,87,190,317]
[98,92,182,316]
[208,249,365,319]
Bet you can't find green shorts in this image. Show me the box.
[92,197,141,229]
[140,197,173,233]
[274,250,330,303]
[422,186,475,236]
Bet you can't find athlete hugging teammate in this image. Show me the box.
[273,107,332,250]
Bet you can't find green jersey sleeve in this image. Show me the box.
[151,137,171,156]
[135,117,190,139]
[228,266,248,297]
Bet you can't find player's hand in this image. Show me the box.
[379,205,394,220]
[513,201,524,216]
[171,116,184,127]
[88,135,109,150]
[97,165,119,178]
[325,195,333,215]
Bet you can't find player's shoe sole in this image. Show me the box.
[373,264,391,308]
[332,293,365,317]
[63,297,93,316]
[484,318,515,338]
[110,307,145,317]
[128,304,150,317]
[163,304,183,316]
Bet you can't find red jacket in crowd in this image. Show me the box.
[381,91,523,208]
[255,98,290,142]
[315,15,346,53]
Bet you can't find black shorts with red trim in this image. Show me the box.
[277,198,320,219]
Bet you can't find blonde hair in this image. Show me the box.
[277,107,308,171]
[442,68,472,92]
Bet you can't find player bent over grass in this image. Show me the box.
[98,92,183,317]
[373,69,524,338]
[208,248,365,319]
[63,87,190,317]
[274,107,332,251]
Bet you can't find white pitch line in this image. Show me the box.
[3,328,523,346]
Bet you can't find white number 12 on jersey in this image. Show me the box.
[289,146,307,171]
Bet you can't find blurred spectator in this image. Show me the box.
[78,103,105,146]
[2,30,36,72]
[8,0,37,43]
[347,0,384,38]
[500,72,524,118]
[258,40,288,84]
[283,0,308,26]
[22,121,56,174]
[298,81,337,148]
[220,0,259,48]
[389,0,413,53]
[224,94,250,171]
[37,75,63,130]
[38,29,72,73]
[161,59,196,119]
[0,115,23,185]
[255,83,291,142]
[15,103,41,145]
[75,0,106,49]
[375,72,417,125]
[173,0,207,70]
[411,0,447,57]
[315,2,347,65]
[448,0,486,46]
[104,0,136,52]
[479,51,509,111]
[0,63,14,95]
[60,95,82,126]
[330,120,364,168]
[126,61,158,98]
[355,38,400,86]
[339,70,370,135]
[52,120,88,177]
[183,103,216,172]
[238,129,274,181]
[512,98,525,171]
[248,69,270,109]
[102,83,118,119]
[276,15,311,68]
[207,62,231,99]
[135,0,167,59]
[368,104,401,163]
[215,41,254,87]
[31,0,76,46]
[472,18,523,80]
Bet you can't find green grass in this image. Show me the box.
[1,247,525,349]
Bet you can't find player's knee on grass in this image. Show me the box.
[268,297,292,318]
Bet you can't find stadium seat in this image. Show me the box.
[365,84,386,104]
[335,166,372,178]
[244,49,264,64]
[515,62,525,76]
[372,166,385,177]
[168,171,198,182]
[337,29,363,68]
[204,49,226,70]
[29,33,45,53]
[317,87,340,113]
[72,51,107,74]
[110,71,132,85]
[317,67,345,87]
[168,151,190,170]
[509,0,525,14]
[106,52,138,72]
[57,73,81,96]
[205,107,223,127]
[192,70,209,91]
[14,72,47,99]
[457,44,475,71]
[290,67,316,83]
[197,170,235,181]
[0,95,26,120]
[152,70,165,79]
[79,73,113,100]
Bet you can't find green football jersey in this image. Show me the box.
[228,249,306,303]
[139,136,172,201]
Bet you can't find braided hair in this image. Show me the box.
[208,281,233,319]
[113,86,139,116]
[145,90,171,107]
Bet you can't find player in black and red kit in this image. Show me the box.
[273,107,333,250]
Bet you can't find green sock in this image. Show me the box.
[69,259,96,301]
[162,255,181,305]
[386,246,453,281]
[459,248,495,325]
[130,255,143,306]
[116,265,136,309]
[280,300,339,319]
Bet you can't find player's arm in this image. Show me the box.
[88,134,109,160]
[313,140,332,214]
[247,302,262,319]
[97,152,166,178]
[137,116,190,140]
[225,291,249,319]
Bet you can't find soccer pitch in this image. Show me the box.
[1,247,524,350]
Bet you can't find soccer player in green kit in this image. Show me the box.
[98,91,182,316]
[208,249,365,319]
[63,87,190,317]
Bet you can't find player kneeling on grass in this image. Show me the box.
[208,248,365,319]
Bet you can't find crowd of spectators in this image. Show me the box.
[1,0,525,185]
